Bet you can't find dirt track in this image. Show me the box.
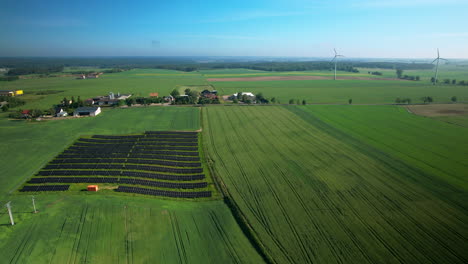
[207,76,403,82]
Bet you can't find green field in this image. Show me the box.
[0,195,263,263]
[0,106,265,263]
[209,79,468,104]
[202,105,468,263]
[0,69,209,111]
[1,67,468,263]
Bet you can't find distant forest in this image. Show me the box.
[0,57,434,75]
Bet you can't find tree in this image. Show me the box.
[302,99,306,105]
[421,96,433,104]
[443,79,450,84]
[1,104,8,112]
[125,97,135,106]
[452,79,457,85]
[271,97,276,104]
[289,99,294,104]
[348,99,353,104]
[431,77,436,83]
[415,76,420,81]
[170,89,180,98]
[30,109,43,118]
[396,69,403,79]
[184,88,191,95]
[232,98,238,104]
[451,96,457,103]
[62,97,69,107]
[77,96,84,107]
[237,92,242,100]
[395,98,401,104]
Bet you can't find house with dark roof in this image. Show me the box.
[73,107,101,117]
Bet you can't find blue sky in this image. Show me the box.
[1,0,467,58]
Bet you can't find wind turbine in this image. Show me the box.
[331,48,345,80]
[431,48,447,85]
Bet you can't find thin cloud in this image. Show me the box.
[199,10,309,23]
[11,17,87,27]
[356,0,465,8]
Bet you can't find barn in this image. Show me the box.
[73,106,101,117]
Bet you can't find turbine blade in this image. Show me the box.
[437,48,440,58]
[334,48,337,55]
[431,58,438,64]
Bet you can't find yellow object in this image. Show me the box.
[15,90,23,96]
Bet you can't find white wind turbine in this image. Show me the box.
[331,48,345,80]
[432,48,447,85]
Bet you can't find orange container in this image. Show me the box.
[87,185,99,192]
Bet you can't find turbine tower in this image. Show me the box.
[432,48,447,85]
[331,48,345,80]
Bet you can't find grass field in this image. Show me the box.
[435,115,468,128]
[358,64,468,82]
[0,69,209,111]
[208,79,468,104]
[0,195,263,264]
[0,106,265,263]
[202,105,468,263]
[295,105,468,190]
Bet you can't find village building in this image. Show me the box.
[86,92,132,106]
[55,107,68,117]
[74,106,101,117]
[0,90,23,97]
[228,92,255,100]
[163,95,174,103]
[77,72,103,79]
[201,90,218,99]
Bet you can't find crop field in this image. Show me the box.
[0,69,209,110]
[202,105,468,263]
[294,105,468,190]
[357,64,468,81]
[0,106,266,263]
[209,78,468,104]
[0,195,263,264]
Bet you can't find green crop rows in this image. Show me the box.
[202,105,468,263]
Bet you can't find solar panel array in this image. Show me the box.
[20,131,212,198]
[116,186,211,198]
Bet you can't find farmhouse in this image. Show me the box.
[228,92,255,100]
[74,106,101,117]
[0,90,23,97]
[77,72,103,79]
[201,90,218,99]
[86,92,132,106]
[55,107,68,117]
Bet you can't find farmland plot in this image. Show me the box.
[202,106,468,264]
[0,195,263,264]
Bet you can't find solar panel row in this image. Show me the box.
[115,186,211,198]
[29,177,118,183]
[119,178,208,189]
[28,177,207,189]
[37,170,205,181]
[38,170,122,176]
[56,154,200,161]
[124,164,203,174]
[20,185,70,192]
